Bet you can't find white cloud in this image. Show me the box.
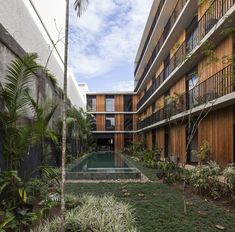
[69,0,153,80]
[110,80,134,92]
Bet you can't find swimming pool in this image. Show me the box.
[66,152,141,180]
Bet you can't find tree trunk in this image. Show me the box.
[61,0,69,231]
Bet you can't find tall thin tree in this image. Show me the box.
[61,0,89,230]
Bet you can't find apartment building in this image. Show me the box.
[86,92,137,152]
[134,0,235,166]
[88,0,235,167]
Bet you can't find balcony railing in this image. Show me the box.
[136,0,235,110]
[137,41,186,110]
[137,65,233,130]
[134,0,165,76]
[134,0,188,91]
[92,124,134,132]
[198,0,235,39]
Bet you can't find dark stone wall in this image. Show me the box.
[0,23,64,175]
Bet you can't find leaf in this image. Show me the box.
[198,211,208,216]
[215,225,225,230]
[138,193,145,197]
[123,192,130,197]
[0,215,15,230]
[18,188,27,203]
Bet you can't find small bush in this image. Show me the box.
[223,165,235,195]
[34,195,137,232]
[189,161,222,199]
[156,160,182,184]
[139,149,161,169]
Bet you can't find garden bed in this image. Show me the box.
[65,158,235,232]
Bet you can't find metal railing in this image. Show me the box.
[134,0,188,91]
[92,124,134,132]
[198,0,235,39]
[137,65,233,130]
[136,0,235,110]
[134,0,165,76]
[137,41,186,110]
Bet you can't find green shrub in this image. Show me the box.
[156,160,182,184]
[139,149,161,169]
[189,161,222,199]
[121,142,144,156]
[34,195,137,232]
[223,165,235,195]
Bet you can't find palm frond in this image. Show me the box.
[44,104,58,127]
[2,53,39,120]
[74,0,89,17]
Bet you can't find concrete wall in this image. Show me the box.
[0,0,86,109]
[0,23,63,173]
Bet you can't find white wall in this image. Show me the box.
[0,0,86,109]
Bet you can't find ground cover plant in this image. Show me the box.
[33,194,137,232]
[66,157,235,232]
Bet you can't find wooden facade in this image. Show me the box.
[87,93,136,151]
[198,107,234,166]
[86,0,235,166]
[132,0,235,166]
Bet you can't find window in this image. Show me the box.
[152,129,156,150]
[105,115,115,131]
[124,95,132,112]
[186,16,198,53]
[152,102,156,113]
[87,95,96,112]
[124,114,133,131]
[124,134,133,148]
[187,68,199,109]
[105,95,114,112]
[164,54,170,80]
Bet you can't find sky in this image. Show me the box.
[68,0,153,92]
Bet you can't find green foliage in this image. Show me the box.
[156,160,182,184]
[27,93,58,164]
[138,149,161,169]
[121,142,144,156]
[220,18,235,36]
[66,107,94,157]
[201,40,218,63]
[35,194,137,232]
[67,183,235,232]
[195,140,210,164]
[197,0,212,6]
[0,54,39,170]
[189,161,222,199]
[45,69,58,88]
[223,165,235,195]
[0,209,38,232]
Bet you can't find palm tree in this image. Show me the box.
[27,93,58,165]
[0,54,39,170]
[67,107,93,156]
[61,0,89,230]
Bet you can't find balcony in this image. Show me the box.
[137,65,233,130]
[92,124,134,132]
[134,0,166,76]
[137,41,186,110]
[137,0,235,110]
[134,0,188,91]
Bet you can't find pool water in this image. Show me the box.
[66,152,141,180]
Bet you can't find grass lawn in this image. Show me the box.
[66,160,235,232]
